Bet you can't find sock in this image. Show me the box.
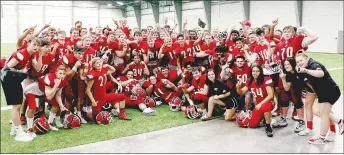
[48,112,56,123]
[27,117,34,129]
[330,124,336,132]
[11,122,15,131]
[77,111,82,117]
[202,109,207,115]
[15,125,23,133]
[307,121,313,130]
[55,116,61,121]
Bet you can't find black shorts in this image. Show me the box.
[221,96,238,109]
[1,70,27,105]
[318,86,341,105]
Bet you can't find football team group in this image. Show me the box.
[0,17,343,145]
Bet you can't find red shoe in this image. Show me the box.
[20,116,26,125]
[118,110,132,120]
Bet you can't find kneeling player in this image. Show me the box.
[237,65,274,137]
[86,57,131,121]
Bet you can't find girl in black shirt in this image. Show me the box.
[295,53,343,144]
[201,69,238,121]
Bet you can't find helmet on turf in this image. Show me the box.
[184,105,201,119]
[236,110,251,127]
[33,117,50,134]
[144,97,156,108]
[64,114,81,129]
[96,111,112,125]
[169,97,182,112]
[101,103,113,112]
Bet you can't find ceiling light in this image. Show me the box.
[117,1,124,5]
[106,3,113,7]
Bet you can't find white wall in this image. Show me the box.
[182,1,206,30]
[159,6,175,26]
[303,1,343,53]
[211,1,245,31]
[250,1,297,30]
[1,1,123,43]
[141,6,155,29]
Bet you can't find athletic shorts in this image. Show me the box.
[318,86,341,105]
[221,96,238,109]
[1,70,27,105]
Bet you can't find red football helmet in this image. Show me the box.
[236,110,252,127]
[144,97,156,108]
[33,117,50,134]
[169,97,182,112]
[266,54,282,74]
[184,105,201,119]
[64,114,81,129]
[96,111,112,125]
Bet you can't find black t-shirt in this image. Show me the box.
[286,72,306,91]
[215,45,229,53]
[206,79,237,98]
[305,58,338,94]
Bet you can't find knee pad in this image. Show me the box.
[294,102,304,109]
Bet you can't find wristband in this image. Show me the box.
[72,66,77,72]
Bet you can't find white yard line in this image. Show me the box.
[1,67,343,111]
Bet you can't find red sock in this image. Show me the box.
[307,121,313,129]
[330,124,336,132]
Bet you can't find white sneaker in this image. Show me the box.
[325,131,336,142]
[78,116,87,124]
[294,121,306,133]
[111,109,120,117]
[55,120,64,128]
[26,128,37,138]
[298,128,314,136]
[49,123,58,131]
[10,126,16,136]
[143,108,156,116]
[15,131,33,142]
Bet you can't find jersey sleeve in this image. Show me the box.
[264,76,273,87]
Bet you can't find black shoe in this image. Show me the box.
[265,126,273,137]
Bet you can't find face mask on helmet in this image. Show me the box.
[169,97,182,112]
[184,105,201,119]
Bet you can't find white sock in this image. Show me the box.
[48,112,56,123]
[82,107,87,112]
[15,125,23,133]
[11,121,15,130]
[27,117,34,129]
[55,116,61,121]
[202,109,207,115]
[77,111,82,117]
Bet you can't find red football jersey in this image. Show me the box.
[231,63,251,84]
[128,63,146,81]
[38,73,68,93]
[29,52,55,78]
[226,39,236,52]
[87,68,109,100]
[54,41,70,61]
[191,74,207,92]
[200,42,216,52]
[101,40,118,52]
[231,47,245,58]
[17,40,28,50]
[144,43,161,66]
[157,70,179,84]
[65,37,81,50]
[153,81,173,98]
[0,57,6,69]
[244,76,273,104]
[176,44,194,64]
[117,76,138,97]
[162,46,178,66]
[82,47,96,63]
[276,34,305,62]
[8,48,31,70]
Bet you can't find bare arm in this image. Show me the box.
[86,80,97,106]
[44,85,59,100]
